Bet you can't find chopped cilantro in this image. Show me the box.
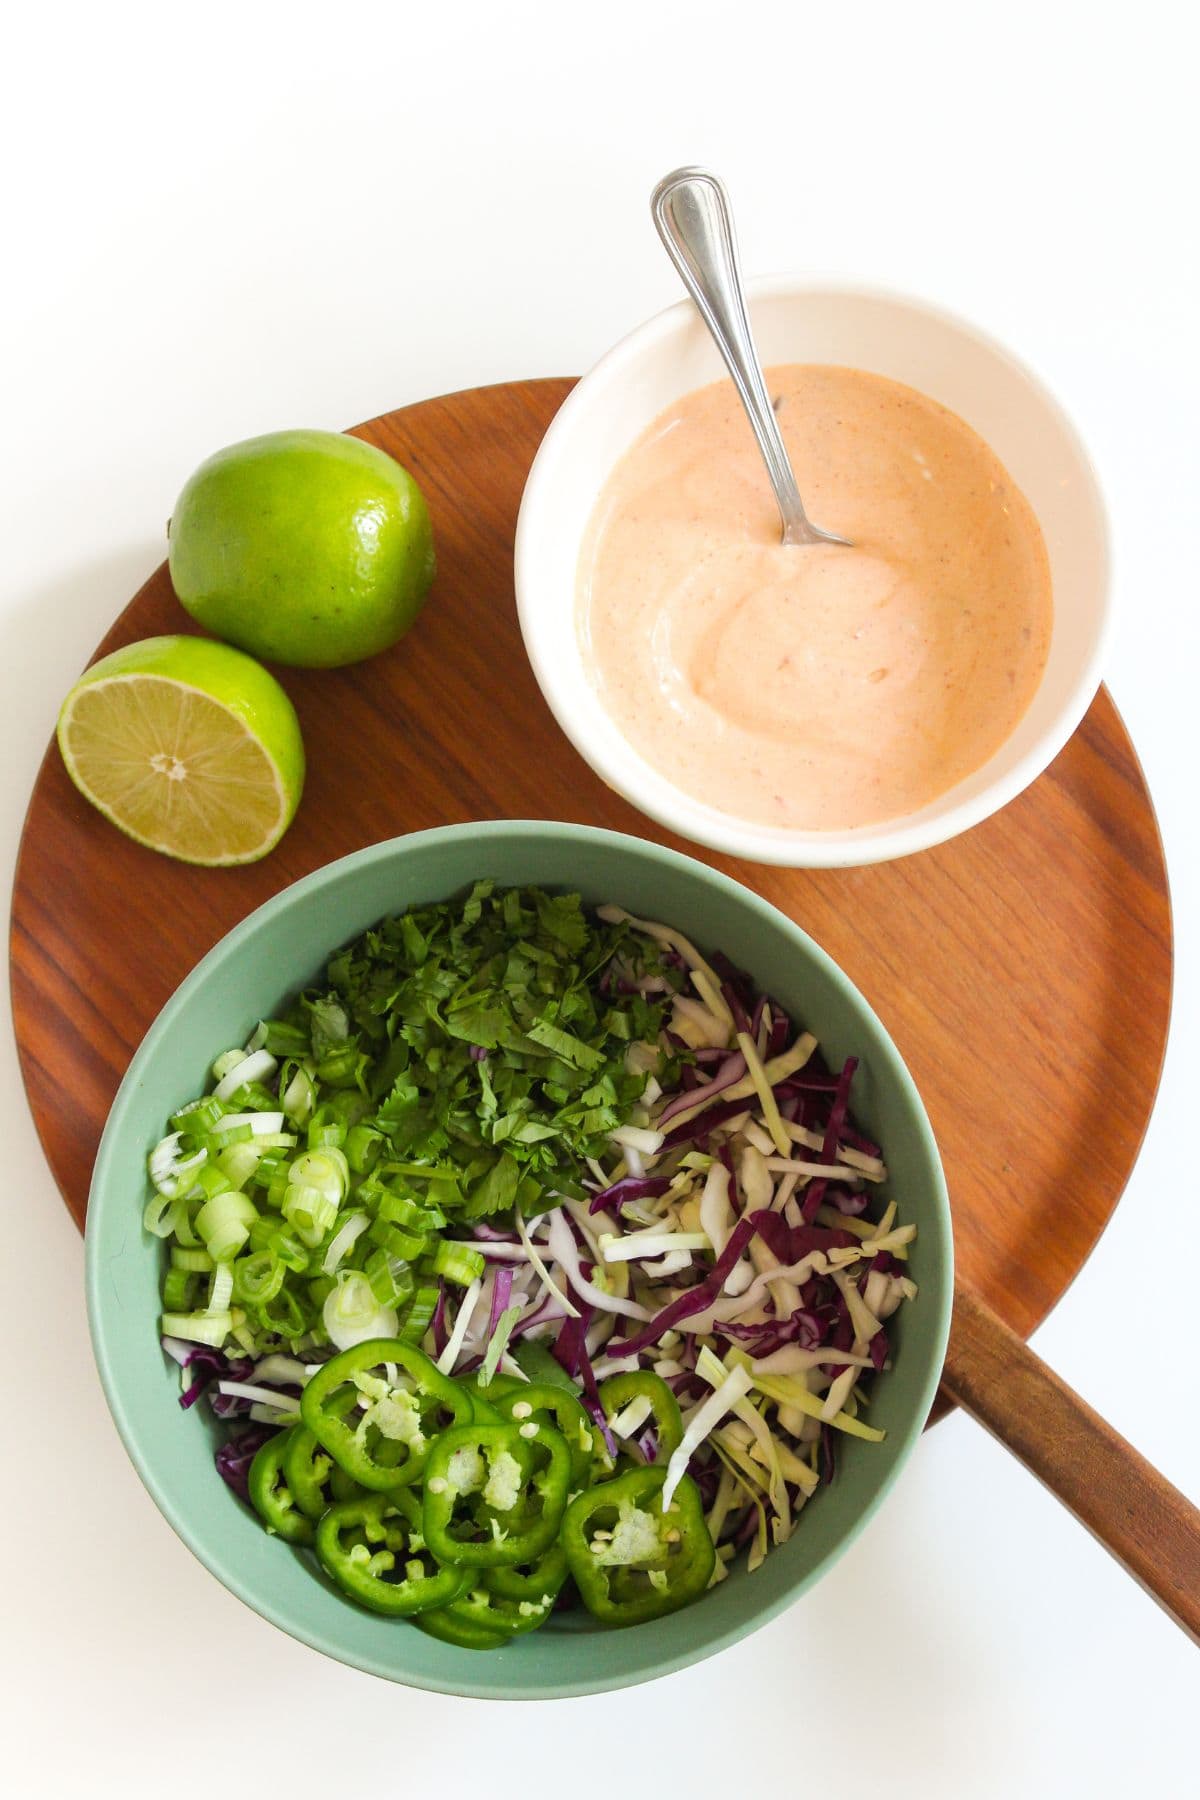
[300,884,682,1219]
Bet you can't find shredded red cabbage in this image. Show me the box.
[552,1301,617,1458]
[658,1052,747,1129]
[767,1006,791,1058]
[486,1265,514,1338]
[775,1071,840,1097]
[691,1462,721,1506]
[839,1121,881,1158]
[821,1057,858,1161]
[800,1178,829,1224]
[710,952,756,1037]
[822,1183,871,1217]
[718,1309,826,1354]
[749,1211,860,1263]
[662,1095,756,1150]
[552,1307,591,1381]
[608,1214,761,1357]
[172,1344,253,1411]
[507,1292,567,1339]
[587,1175,671,1217]
[734,1506,760,1546]
[214,1424,276,1501]
[430,1279,449,1357]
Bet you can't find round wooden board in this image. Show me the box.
[11,379,1172,1419]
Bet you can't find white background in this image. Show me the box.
[2,3,1196,1793]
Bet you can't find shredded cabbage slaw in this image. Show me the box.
[147,882,916,1599]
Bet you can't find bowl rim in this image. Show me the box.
[85,819,953,1698]
[514,274,1113,868]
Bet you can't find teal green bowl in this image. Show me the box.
[86,822,952,1698]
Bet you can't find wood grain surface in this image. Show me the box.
[10,380,1173,1418]
[942,1281,1200,1641]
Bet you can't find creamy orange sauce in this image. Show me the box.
[577,365,1053,831]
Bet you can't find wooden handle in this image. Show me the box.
[941,1279,1200,1644]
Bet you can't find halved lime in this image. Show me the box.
[57,635,305,865]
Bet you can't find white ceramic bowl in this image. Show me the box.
[515,277,1111,867]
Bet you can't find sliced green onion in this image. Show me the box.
[205,1261,235,1314]
[287,1148,349,1203]
[148,1132,208,1199]
[171,1200,201,1247]
[229,1314,261,1358]
[269,1225,310,1273]
[142,1190,178,1238]
[190,1162,234,1202]
[424,1238,484,1287]
[213,1048,277,1103]
[222,1080,283,1113]
[195,1189,258,1261]
[368,1217,427,1262]
[170,1246,214,1272]
[265,1166,291,1212]
[216,1141,266,1190]
[160,1309,231,1347]
[247,1019,310,1057]
[375,1190,432,1232]
[399,1282,442,1346]
[247,1151,286,1194]
[256,1287,311,1340]
[364,1249,415,1308]
[281,1183,338,1240]
[232,1251,285,1306]
[307,1117,345,1150]
[211,1119,253,1148]
[171,1096,227,1137]
[248,1215,277,1255]
[322,1271,398,1352]
[321,1211,370,1275]
[280,1063,317,1125]
[213,1110,287,1139]
[479,1305,523,1388]
[345,1124,383,1174]
[162,1267,197,1311]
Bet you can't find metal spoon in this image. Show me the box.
[650,166,851,548]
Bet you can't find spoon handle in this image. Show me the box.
[650,166,828,547]
[941,1279,1200,1645]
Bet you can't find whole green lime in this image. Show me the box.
[168,429,436,668]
